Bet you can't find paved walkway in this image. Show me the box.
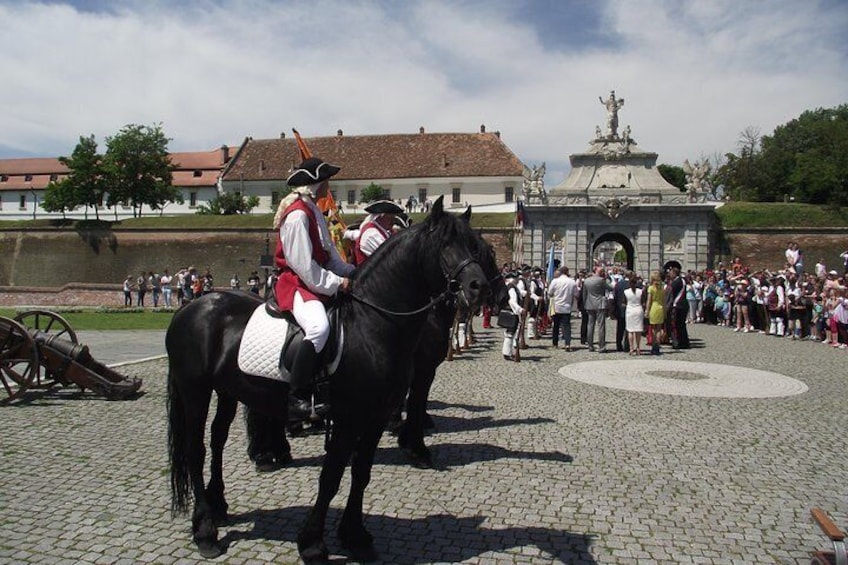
[2,322,847,564]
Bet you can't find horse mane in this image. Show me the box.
[351,202,476,302]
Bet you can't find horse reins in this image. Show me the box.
[347,255,480,317]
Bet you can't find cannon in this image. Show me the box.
[0,310,142,403]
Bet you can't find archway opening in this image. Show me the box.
[592,232,634,271]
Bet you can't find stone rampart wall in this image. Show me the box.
[0,227,843,307]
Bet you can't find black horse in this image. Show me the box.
[166,196,489,563]
[395,226,505,467]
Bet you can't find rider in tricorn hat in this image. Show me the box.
[353,199,405,266]
[272,156,355,419]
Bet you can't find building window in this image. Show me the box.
[49,174,58,182]
[193,170,202,178]
[418,188,427,205]
[347,190,356,205]
[24,174,33,182]
[0,174,8,182]
[189,192,198,208]
[271,191,282,207]
[452,187,461,204]
[382,189,391,200]
[19,194,27,210]
[505,186,514,203]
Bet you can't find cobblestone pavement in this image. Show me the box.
[2,321,847,564]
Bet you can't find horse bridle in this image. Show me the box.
[347,250,480,317]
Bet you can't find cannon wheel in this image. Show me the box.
[0,317,40,403]
[14,310,79,345]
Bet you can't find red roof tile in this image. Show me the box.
[222,132,525,182]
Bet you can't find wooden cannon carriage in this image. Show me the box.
[0,310,142,403]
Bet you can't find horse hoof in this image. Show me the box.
[298,540,329,564]
[422,413,436,430]
[196,540,222,559]
[403,447,432,469]
[339,529,377,562]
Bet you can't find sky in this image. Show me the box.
[1,0,847,187]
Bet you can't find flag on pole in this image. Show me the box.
[546,239,556,282]
[512,201,525,265]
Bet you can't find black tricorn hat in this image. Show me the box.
[364,200,404,215]
[286,157,341,187]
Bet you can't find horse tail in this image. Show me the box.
[167,364,191,515]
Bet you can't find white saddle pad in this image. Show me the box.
[237,304,345,382]
[238,305,291,382]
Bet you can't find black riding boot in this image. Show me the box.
[287,341,318,421]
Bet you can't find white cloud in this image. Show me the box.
[1,0,845,187]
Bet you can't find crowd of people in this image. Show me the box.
[121,267,267,308]
[493,241,848,360]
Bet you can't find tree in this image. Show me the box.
[196,192,261,215]
[41,178,77,218]
[47,135,105,219]
[102,124,180,218]
[359,183,385,203]
[658,164,686,191]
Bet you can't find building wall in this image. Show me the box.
[0,186,220,220]
[222,175,522,215]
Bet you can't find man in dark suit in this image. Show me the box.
[581,266,613,352]
[667,267,690,349]
[613,271,631,352]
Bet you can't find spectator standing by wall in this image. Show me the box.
[150,271,161,307]
[135,272,147,307]
[247,271,261,294]
[160,269,173,308]
[122,275,132,307]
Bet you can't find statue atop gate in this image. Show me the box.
[599,90,625,139]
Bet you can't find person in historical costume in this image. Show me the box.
[501,272,524,361]
[273,157,355,419]
[353,200,404,265]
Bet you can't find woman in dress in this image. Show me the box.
[645,271,666,355]
[624,274,645,355]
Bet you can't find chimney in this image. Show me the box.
[337,129,343,136]
[480,124,486,133]
[220,144,230,164]
[419,126,425,134]
[280,132,286,139]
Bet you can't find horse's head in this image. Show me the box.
[458,207,505,311]
[420,197,490,310]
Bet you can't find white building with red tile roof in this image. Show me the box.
[0,127,527,219]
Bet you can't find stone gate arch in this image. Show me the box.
[592,232,634,271]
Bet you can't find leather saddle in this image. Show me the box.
[264,290,342,388]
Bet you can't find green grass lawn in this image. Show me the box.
[0,308,174,331]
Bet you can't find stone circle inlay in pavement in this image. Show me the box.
[558,359,809,398]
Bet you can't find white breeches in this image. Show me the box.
[502,329,517,356]
[292,291,330,353]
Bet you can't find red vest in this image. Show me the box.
[353,221,390,266]
[274,198,330,310]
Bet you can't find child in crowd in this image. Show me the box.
[715,291,731,326]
